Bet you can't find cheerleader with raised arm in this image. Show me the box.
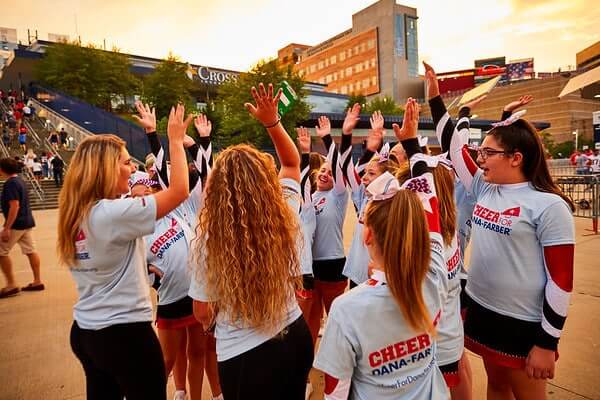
[58,104,192,400]
[189,83,312,400]
[426,60,575,399]
[304,112,352,345]
[133,102,222,400]
[314,98,449,400]
[339,110,403,288]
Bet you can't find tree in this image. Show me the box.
[365,95,404,116]
[346,93,367,110]
[141,54,195,120]
[34,41,139,111]
[216,60,310,147]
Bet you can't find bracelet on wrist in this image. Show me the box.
[263,118,281,129]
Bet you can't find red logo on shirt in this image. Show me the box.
[501,206,521,217]
[368,334,431,368]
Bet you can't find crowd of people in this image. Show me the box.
[0,59,577,400]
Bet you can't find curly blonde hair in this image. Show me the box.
[193,144,301,333]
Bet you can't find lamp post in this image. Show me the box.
[573,130,578,152]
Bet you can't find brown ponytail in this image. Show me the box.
[432,166,457,246]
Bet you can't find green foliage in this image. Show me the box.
[365,95,404,116]
[34,41,140,111]
[541,130,596,158]
[216,60,310,147]
[346,93,367,110]
[141,54,195,120]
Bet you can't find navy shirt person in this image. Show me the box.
[0,158,44,298]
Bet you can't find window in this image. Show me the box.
[361,43,366,52]
[326,74,332,83]
[339,52,346,61]
[341,86,348,94]
[325,58,329,67]
[310,64,316,73]
[347,49,352,58]
[354,46,359,55]
[319,77,326,84]
[333,72,338,80]
[363,78,370,88]
[372,76,378,86]
[356,82,361,90]
[346,67,352,76]
[318,61,324,70]
[395,14,405,57]
[368,39,375,49]
[330,55,337,64]
[364,61,369,70]
[348,83,354,92]
[339,70,344,79]
[371,58,377,68]
[406,15,419,77]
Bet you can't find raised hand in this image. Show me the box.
[343,103,361,134]
[370,110,384,132]
[133,101,157,133]
[366,129,384,152]
[244,83,282,128]
[194,113,212,137]
[182,134,196,148]
[315,116,331,138]
[504,95,533,112]
[167,104,193,143]
[392,98,419,142]
[423,61,440,100]
[296,126,311,154]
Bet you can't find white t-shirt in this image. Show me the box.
[32,162,42,172]
[466,171,575,321]
[590,154,600,173]
[342,185,370,284]
[312,188,349,260]
[146,193,201,305]
[70,196,157,330]
[437,235,464,366]
[300,205,316,275]
[314,260,448,400]
[188,178,303,361]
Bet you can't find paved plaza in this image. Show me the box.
[0,209,599,400]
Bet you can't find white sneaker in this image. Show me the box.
[173,390,187,400]
[305,382,313,400]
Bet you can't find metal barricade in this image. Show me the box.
[555,174,599,234]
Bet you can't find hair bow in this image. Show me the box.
[366,171,401,201]
[375,142,391,163]
[417,135,428,148]
[129,178,159,188]
[490,110,527,129]
[411,153,453,170]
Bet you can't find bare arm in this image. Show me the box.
[245,83,300,182]
[153,105,192,219]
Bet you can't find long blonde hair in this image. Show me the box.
[194,144,301,333]
[365,191,434,335]
[57,135,125,267]
[432,166,456,247]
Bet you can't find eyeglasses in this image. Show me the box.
[468,145,512,160]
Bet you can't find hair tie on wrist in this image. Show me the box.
[263,118,280,129]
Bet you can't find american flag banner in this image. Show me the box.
[507,59,534,81]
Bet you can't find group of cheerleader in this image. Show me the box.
[58,61,574,400]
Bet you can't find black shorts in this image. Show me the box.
[463,293,556,369]
[312,257,346,282]
[439,361,460,387]
[156,296,194,320]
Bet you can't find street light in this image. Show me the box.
[573,130,578,151]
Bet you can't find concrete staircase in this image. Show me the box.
[0,177,61,211]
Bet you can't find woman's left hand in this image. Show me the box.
[526,345,555,379]
[245,83,282,127]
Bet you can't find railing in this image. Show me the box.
[554,174,599,235]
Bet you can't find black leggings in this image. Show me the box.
[218,316,313,400]
[70,321,166,400]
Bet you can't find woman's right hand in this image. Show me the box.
[423,62,440,100]
[296,126,311,154]
[167,104,193,144]
[392,98,419,142]
[133,101,157,133]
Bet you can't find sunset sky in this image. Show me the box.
[3,0,599,74]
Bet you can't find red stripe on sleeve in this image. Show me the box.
[544,244,574,292]
[461,145,479,176]
[324,373,340,395]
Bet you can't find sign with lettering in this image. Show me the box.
[196,66,238,85]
